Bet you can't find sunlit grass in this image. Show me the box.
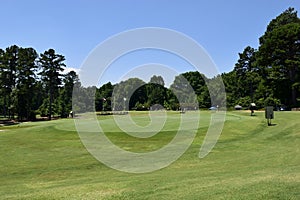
[0,111,299,199]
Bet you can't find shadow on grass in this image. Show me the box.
[0,117,63,126]
[0,120,20,126]
[268,123,277,126]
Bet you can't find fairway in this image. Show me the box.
[0,111,299,199]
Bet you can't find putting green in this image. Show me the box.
[54,111,229,132]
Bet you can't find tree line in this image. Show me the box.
[93,7,300,111]
[1,8,299,120]
[0,46,79,120]
[92,73,207,112]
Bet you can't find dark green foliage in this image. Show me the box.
[95,82,114,111]
[257,7,300,107]
[147,75,166,107]
[0,45,19,119]
[223,7,300,109]
[59,71,79,117]
[39,49,65,120]
[0,46,79,120]
[15,47,38,120]
[181,71,210,108]
[112,78,146,111]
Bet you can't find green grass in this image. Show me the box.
[0,111,299,199]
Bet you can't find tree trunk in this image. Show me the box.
[49,89,52,120]
[291,88,297,106]
[3,96,7,118]
[289,66,297,106]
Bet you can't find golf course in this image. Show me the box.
[0,111,299,199]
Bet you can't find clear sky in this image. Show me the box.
[1,0,299,86]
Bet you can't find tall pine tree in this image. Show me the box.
[39,49,65,120]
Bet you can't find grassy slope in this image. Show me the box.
[0,111,299,199]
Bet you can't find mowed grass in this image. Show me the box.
[0,111,299,199]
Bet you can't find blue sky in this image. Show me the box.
[1,0,299,86]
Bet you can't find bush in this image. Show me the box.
[264,97,281,108]
[236,96,251,108]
